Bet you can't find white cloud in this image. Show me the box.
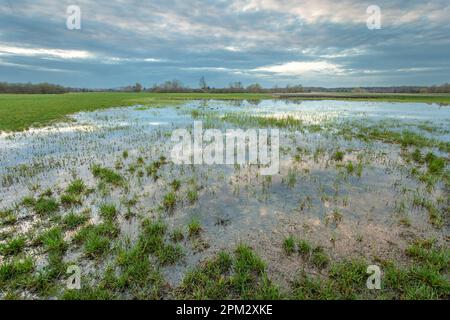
[230,0,450,26]
[103,57,164,64]
[0,58,72,73]
[0,43,164,65]
[300,47,367,60]
[252,60,345,75]
[0,44,94,59]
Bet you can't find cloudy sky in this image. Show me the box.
[1,0,449,88]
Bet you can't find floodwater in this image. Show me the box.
[0,100,448,288]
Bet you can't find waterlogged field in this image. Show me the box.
[0,99,449,300]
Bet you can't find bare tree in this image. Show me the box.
[134,83,143,92]
[199,76,208,91]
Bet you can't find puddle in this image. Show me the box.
[0,99,448,290]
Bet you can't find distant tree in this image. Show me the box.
[0,82,67,94]
[199,76,208,91]
[351,87,367,93]
[246,83,263,93]
[229,81,244,92]
[149,79,188,93]
[134,83,143,92]
[282,84,303,93]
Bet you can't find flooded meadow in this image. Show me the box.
[1,99,449,299]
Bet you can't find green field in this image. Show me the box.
[0,92,449,132]
[0,93,272,132]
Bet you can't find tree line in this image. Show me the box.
[1,80,450,94]
[130,80,305,93]
[0,82,67,94]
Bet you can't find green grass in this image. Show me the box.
[0,209,17,226]
[91,165,124,186]
[0,236,27,257]
[155,243,184,265]
[289,237,450,300]
[112,243,166,298]
[74,221,119,258]
[38,227,67,254]
[331,150,345,161]
[170,228,185,242]
[21,196,36,207]
[188,217,202,237]
[84,234,111,258]
[311,247,330,269]
[283,235,296,255]
[221,113,303,128]
[0,257,34,287]
[60,193,82,207]
[34,197,59,215]
[187,189,199,203]
[162,192,177,210]
[405,239,449,271]
[297,239,312,256]
[2,92,448,132]
[62,285,116,300]
[177,244,281,299]
[0,92,272,132]
[66,179,86,195]
[99,203,118,221]
[355,126,449,153]
[412,196,445,228]
[136,219,184,266]
[170,179,181,191]
[142,222,181,263]
[424,153,446,175]
[62,212,89,230]
[146,158,167,180]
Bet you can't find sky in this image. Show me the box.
[0,0,449,88]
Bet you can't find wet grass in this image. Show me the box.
[60,194,82,207]
[346,124,450,153]
[62,212,89,230]
[111,242,166,298]
[177,244,281,299]
[0,98,448,300]
[0,257,34,288]
[331,150,345,162]
[99,203,118,221]
[91,165,124,186]
[0,236,26,257]
[187,188,199,204]
[0,92,272,132]
[162,192,177,210]
[74,221,119,258]
[222,113,303,128]
[66,179,86,195]
[188,217,202,238]
[136,219,184,266]
[38,227,67,254]
[283,235,296,255]
[297,239,312,256]
[0,209,17,226]
[289,238,449,300]
[34,197,59,216]
[170,228,185,242]
[311,247,330,269]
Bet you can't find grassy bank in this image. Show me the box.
[1,92,449,132]
[0,92,271,132]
